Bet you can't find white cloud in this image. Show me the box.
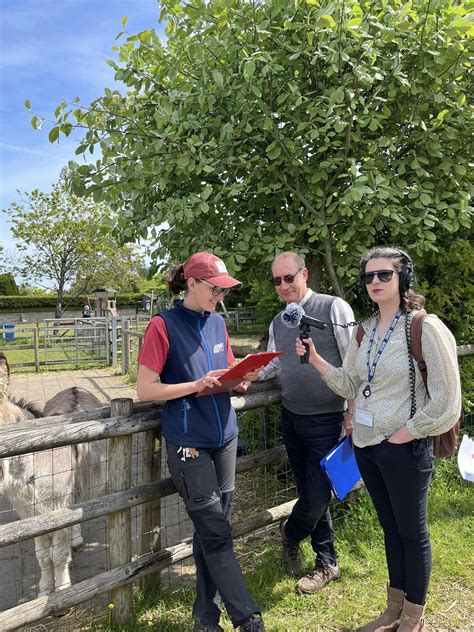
[0,142,49,157]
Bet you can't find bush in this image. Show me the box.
[0,274,19,296]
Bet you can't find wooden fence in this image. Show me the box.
[0,381,285,631]
[1,345,472,630]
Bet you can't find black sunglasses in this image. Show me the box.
[272,268,304,287]
[361,270,396,284]
[198,279,231,297]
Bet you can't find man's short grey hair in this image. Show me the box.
[272,251,306,269]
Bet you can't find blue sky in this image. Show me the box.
[0,0,164,249]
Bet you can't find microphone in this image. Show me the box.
[281,303,305,328]
[281,303,327,364]
[281,303,327,330]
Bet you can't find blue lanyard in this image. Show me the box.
[363,311,401,399]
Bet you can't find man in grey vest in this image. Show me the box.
[259,252,354,594]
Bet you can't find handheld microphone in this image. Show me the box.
[281,303,305,328]
[281,303,327,364]
[300,314,327,331]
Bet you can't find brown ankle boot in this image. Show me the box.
[397,599,426,632]
[359,586,404,632]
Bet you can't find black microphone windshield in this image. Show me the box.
[281,303,305,328]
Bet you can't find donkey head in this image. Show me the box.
[0,352,10,403]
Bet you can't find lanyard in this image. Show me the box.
[363,311,401,399]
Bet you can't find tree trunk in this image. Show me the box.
[306,252,322,291]
[55,278,66,318]
[324,240,345,298]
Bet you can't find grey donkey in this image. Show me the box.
[0,353,107,596]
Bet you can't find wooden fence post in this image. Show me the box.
[34,323,40,372]
[121,317,130,376]
[139,424,163,594]
[107,398,133,625]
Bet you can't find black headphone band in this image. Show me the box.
[395,249,414,271]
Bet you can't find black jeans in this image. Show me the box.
[166,436,259,627]
[281,407,343,566]
[355,439,434,605]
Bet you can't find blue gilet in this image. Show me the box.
[158,300,237,448]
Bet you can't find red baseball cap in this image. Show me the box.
[183,252,241,288]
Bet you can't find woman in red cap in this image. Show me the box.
[137,252,265,632]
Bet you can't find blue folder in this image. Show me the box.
[320,436,361,501]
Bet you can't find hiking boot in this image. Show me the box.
[239,614,266,631]
[359,585,404,632]
[297,559,340,594]
[280,519,303,576]
[397,600,426,632]
[193,622,225,632]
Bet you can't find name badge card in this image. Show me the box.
[355,408,374,428]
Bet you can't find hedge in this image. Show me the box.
[0,294,144,310]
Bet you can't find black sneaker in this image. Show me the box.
[279,519,303,576]
[239,614,266,631]
[193,622,225,632]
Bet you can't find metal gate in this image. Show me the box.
[43,317,108,367]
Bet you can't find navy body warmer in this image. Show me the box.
[158,300,237,448]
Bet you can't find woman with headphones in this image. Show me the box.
[295,246,461,632]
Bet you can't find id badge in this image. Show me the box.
[355,407,374,428]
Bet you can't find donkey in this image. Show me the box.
[0,353,106,597]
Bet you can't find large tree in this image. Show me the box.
[3,172,143,317]
[41,0,472,298]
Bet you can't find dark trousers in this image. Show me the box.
[167,436,259,627]
[281,407,343,566]
[355,439,434,605]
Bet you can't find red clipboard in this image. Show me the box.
[196,351,282,397]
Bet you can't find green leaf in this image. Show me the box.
[48,126,60,143]
[266,141,281,160]
[345,18,361,30]
[213,69,224,88]
[318,15,336,28]
[121,15,128,28]
[329,87,344,106]
[243,60,256,81]
[202,185,213,201]
[24,99,31,111]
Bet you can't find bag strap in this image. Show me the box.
[355,323,365,346]
[409,310,428,392]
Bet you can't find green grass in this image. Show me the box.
[68,455,473,632]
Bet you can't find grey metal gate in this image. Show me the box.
[43,317,108,367]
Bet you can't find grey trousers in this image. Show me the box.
[166,435,259,627]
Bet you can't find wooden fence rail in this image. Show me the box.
[0,499,297,632]
[0,382,284,630]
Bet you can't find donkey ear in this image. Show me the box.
[0,352,10,377]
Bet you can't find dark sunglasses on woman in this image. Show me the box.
[360,270,395,284]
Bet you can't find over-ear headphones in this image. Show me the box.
[358,247,414,294]
[396,249,414,294]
